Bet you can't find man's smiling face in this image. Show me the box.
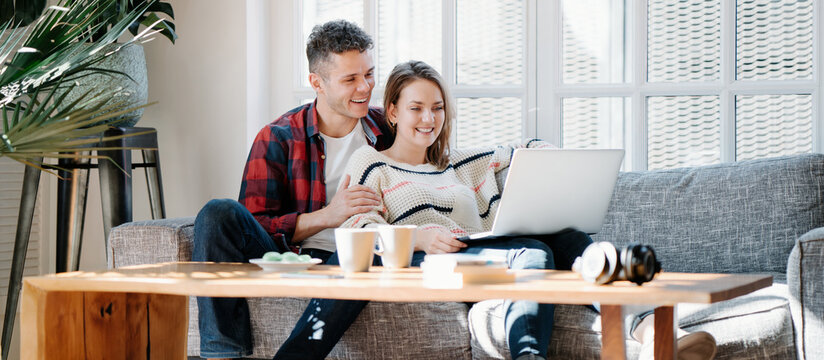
[312,50,375,122]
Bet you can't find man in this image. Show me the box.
[192,20,391,359]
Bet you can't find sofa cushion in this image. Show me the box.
[186,297,472,359]
[331,301,472,360]
[593,154,824,274]
[677,284,796,360]
[108,217,195,267]
[468,283,794,360]
[469,301,621,360]
[788,228,824,360]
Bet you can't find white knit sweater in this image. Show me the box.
[339,140,552,237]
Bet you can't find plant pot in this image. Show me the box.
[60,43,149,127]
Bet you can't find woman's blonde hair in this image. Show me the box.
[383,60,455,169]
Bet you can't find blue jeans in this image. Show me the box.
[193,199,294,358]
[274,230,593,360]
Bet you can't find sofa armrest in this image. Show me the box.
[787,227,824,360]
[107,217,195,268]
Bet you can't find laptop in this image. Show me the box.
[459,148,625,241]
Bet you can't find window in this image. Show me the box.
[543,0,818,170]
[295,0,820,170]
[295,0,530,148]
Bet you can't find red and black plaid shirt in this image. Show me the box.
[239,101,392,250]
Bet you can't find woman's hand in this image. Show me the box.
[415,228,468,254]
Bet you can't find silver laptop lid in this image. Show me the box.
[489,148,624,236]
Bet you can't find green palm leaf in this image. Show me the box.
[0,0,161,174]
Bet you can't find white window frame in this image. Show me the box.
[292,0,538,145]
[537,0,822,171]
[293,0,821,172]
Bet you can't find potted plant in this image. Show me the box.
[0,0,163,169]
[60,0,177,126]
[0,1,169,358]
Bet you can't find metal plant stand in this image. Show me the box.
[1,127,166,360]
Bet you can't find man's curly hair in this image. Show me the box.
[306,20,373,77]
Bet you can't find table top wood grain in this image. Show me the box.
[23,262,772,306]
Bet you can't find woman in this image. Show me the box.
[336,60,592,360]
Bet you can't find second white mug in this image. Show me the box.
[375,225,416,269]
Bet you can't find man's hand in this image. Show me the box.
[293,175,380,243]
[321,174,381,227]
[415,228,468,254]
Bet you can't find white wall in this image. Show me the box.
[139,0,299,219]
[269,1,300,129]
[141,0,249,218]
[65,0,300,271]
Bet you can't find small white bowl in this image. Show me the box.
[249,258,322,272]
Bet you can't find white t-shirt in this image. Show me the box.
[301,120,368,252]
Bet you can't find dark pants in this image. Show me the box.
[192,199,290,358]
[274,230,593,360]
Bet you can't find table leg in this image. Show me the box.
[21,282,85,358]
[55,157,73,273]
[56,156,92,273]
[3,162,42,360]
[141,149,166,219]
[68,159,91,272]
[653,306,677,360]
[147,293,189,357]
[21,282,188,359]
[600,305,626,360]
[98,145,133,257]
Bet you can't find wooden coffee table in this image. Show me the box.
[21,262,771,360]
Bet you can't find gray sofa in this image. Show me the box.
[108,153,824,359]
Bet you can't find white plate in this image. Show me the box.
[250,258,322,272]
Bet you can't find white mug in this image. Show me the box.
[334,228,377,273]
[375,225,416,269]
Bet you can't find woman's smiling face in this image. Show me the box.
[388,79,445,152]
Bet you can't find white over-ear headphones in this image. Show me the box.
[573,242,662,286]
